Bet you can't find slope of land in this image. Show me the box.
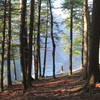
[0,70,100,100]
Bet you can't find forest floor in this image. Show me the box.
[0,70,100,100]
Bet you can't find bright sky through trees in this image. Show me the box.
[53,0,93,19]
[53,0,67,19]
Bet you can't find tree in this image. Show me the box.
[43,1,49,77]
[88,0,100,86]
[34,0,42,79]
[62,0,83,75]
[7,0,12,86]
[49,0,56,78]
[20,0,28,90]
[69,2,73,75]
[82,0,90,79]
[1,0,7,91]
[28,0,35,87]
[37,0,42,78]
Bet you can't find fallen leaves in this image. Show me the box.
[1,72,100,100]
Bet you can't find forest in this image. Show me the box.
[0,0,100,100]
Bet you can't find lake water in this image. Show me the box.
[2,45,81,85]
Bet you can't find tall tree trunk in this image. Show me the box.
[34,35,38,79]
[1,0,7,91]
[88,0,100,86]
[43,1,48,77]
[20,0,28,90]
[81,13,84,69]
[69,5,73,75]
[7,0,12,86]
[83,0,90,79]
[81,30,84,68]
[49,0,56,78]
[28,0,35,87]
[36,0,42,78]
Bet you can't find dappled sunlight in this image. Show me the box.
[33,79,66,87]
[1,72,100,100]
[0,72,85,100]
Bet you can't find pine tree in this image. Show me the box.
[37,0,42,78]
[88,0,100,86]
[82,0,90,79]
[1,0,7,91]
[43,1,49,77]
[7,0,12,86]
[49,0,56,78]
[62,0,83,75]
[28,0,35,86]
[20,0,28,90]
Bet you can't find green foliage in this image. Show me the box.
[61,33,82,55]
[62,0,83,10]
[61,0,83,55]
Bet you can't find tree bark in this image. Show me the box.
[88,0,100,86]
[1,0,7,91]
[28,0,35,87]
[20,0,28,90]
[43,1,49,77]
[49,0,56,78]
[7,0,12,86]
[69,5,73,75]
[36,0,42,78]
[82,0,90,79]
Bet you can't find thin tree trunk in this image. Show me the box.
[34,35,38,79]
[7,0,12,86]
[81,31,84,68]
[43,1,48,77]
[37,0,42,78]
[28,0,35,87]
[69,5,73,75]
[49,0,56,78]
[81,12,84,68]
[1,0,7,91]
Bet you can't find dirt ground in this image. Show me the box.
[0,71,100,100]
